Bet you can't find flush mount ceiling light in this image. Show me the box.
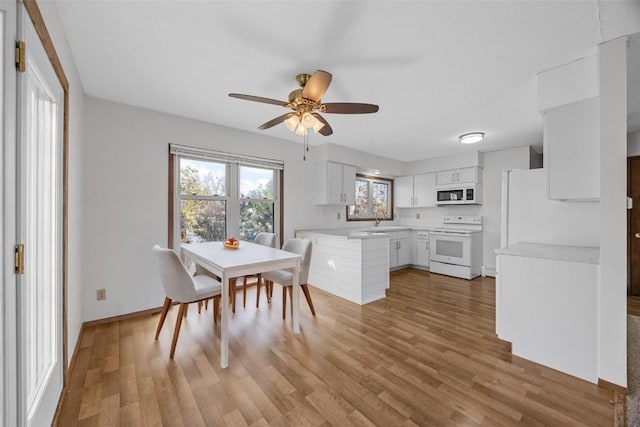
[459,132,485,144]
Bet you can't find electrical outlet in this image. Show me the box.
[97,289,106,301]
[416,213,421,219]
[337,212,341,220]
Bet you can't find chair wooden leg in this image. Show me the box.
[197,300,202,314]
[230,278,237,314]
[184,304,189,318]
[301,285,316,316]
[256,276,261,308]
[155,297,172,340]
[288,287,293,318]
[243,276,248,308]
[269,280,274,298]
[213,296,220,324]
[282,286,287,319]
[205,299,209,310]
[170,303,187,359]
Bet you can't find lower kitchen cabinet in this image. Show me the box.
[389,231,411,268]
[414,231,430,268]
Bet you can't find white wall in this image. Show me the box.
[397,146,532,276]
[38,2,85,367]
[599,37,628,387]
[81,97,403,320]
[628,130,640,156]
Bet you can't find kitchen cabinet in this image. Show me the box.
[389,231,410,268]
[543,97,599,200]
[436,167,481,186]
[395,173,436,208]
[314,161,356,205]
[414,231,430,268]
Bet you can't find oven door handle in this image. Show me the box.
[430,232,470,237]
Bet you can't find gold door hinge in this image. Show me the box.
[15,41,25,72]
[15,244,24,274]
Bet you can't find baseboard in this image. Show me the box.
[53,321,87,426]
[598,378,628,395]
[483,267,496,277]
[83,305,164,327]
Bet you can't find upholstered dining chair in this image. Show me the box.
[261,238,315,319]
[242,232,277,308]
[152,245,222,358]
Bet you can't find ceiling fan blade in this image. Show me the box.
[229,93,288,107]
[258,113,295,130]
[323,102,379,114]
[302,70,332,102]
[312,113,333,136]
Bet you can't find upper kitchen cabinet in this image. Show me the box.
[395,173,436,208]
[314,161,356,205]
[544,97,600,200]
[436,167,482,187]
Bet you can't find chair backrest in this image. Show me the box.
[281,238,313,285]
[255,232,277,248]
[152,245,197,302]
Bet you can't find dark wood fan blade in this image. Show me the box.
[312,113,333,136]
[258,113,295,130]
[323,102,379,114]
[229,93,288,106]
[302,70,332,102]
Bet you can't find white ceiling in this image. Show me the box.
[55,0,640,162]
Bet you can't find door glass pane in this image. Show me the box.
[435,239,463,258]
[240,201,274,241]
[239,166,274,199]
[180,200,226,242]
[24,69,59,414]
[179,158,226,196]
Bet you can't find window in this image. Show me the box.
[169,145,282,248]
[347,175,393,221]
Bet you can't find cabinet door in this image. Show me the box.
[415,239,429,267]
[436,170,456,186]
[389,240,398,268]
[413,173,436,207]
[342,164,356,205]
[394,176,415,208]
[397,239,411,266]
[455,167,478,184]
[326,162,344,204]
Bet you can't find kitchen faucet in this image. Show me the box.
[374,209,385,227]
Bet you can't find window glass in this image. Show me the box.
[179,158,226,196]
[240,201,274,241]
[239,166,274,199]
[347,175,393,221]
[180,200,226,243]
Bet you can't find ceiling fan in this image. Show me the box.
[228,70,379,137]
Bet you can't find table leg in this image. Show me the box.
[292,260,300,334]
[221,274,229,368]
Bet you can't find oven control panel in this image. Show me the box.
[442,215,482,225]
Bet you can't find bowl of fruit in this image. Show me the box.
[223,237,240,249]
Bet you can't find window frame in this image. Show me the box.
[168,152,282,249]
[346,174,394,222]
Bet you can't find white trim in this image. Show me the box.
[169,143,284,170]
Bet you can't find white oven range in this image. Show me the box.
[429,216,482,280]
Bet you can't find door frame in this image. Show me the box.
[3,1,70,424]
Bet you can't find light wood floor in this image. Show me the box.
[56,269,615,426]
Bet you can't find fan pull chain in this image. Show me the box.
[303,132,309,161]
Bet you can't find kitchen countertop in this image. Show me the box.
[494,242,600,264]
[297,226,429,240]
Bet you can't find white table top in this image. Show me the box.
[181,241,301,275]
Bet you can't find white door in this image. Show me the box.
[15,4,64,426]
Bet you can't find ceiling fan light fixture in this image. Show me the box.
[312,120,325,133]
[284,115,299,132]
[459,132,485,144]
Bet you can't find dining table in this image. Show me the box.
[180,240,302,368]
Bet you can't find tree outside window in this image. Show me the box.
[347,175,393,221]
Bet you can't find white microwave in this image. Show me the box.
[436,185,481,205]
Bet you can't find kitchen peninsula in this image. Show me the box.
[295,227,408,304]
